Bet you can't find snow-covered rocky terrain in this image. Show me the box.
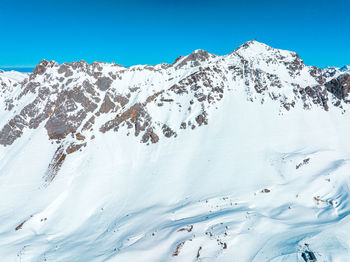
[1,41,350,262]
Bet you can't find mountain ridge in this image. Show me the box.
[25,40,349,72]
[1,41,349,147]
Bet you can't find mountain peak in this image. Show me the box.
[230,40,305,75]
[234,40,272,53]
[239,40,268,47]
[340,65,350,72]
[234,40,297,58]
[174,49,217,69]
[32,59,58,76]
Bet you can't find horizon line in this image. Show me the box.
[0,65,36,69]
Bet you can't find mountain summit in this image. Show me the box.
[1,41,350,262]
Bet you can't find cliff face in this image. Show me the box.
[1,41,348,148]
[1,42,350,262]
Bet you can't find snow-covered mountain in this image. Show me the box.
[0,69,28,82]
[1,41,350,262]
[322,65,350,79]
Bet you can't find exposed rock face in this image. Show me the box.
[44,145,66,185]
[96,77,112,91]
[175,49,218,69]
[142,129,159,143]
[0,41,349,156]
[300,85,329,110]
[196,112,208,126]
[326,74,350,102]
[66,142,85,154]
[33,59,49,75]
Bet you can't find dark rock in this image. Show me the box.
[95,77,112,91]
[58,64,73,77]
[326,74,350,101]
[44,145,66,184]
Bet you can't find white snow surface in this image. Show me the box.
[0,70,28,83]
[0,41,350,262]
[322,65,350,80]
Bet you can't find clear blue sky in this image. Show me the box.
[0,0,349,69]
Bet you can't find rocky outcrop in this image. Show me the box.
[44,145,66,184]
[0,41,349,152]
[96,77,112,91]
[326,74,350,102]
[175,49,217,69]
